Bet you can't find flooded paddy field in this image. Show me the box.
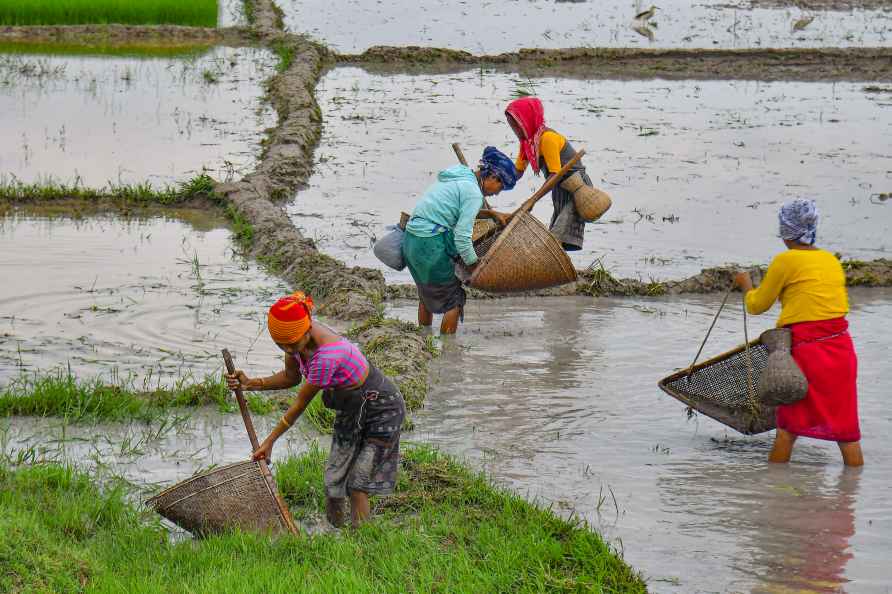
[290,67,891,282]
[2,408,313,496]
[218,0,246,27]
[0,45,276,189]
[279,0,892,54]
[387,289,892,593]
[0,209,289,383]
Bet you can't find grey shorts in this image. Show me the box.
[323,392,405,498]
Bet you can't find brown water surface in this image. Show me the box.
[291,68,892,282]
[0,46,276,188]
[279,0,892,53]
[386,290,892,593]
[0,211,288,383]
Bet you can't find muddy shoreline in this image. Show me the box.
[386,259,892,300]
[338,46,892,82]
[0,24,252,46]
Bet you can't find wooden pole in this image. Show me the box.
[513,149,586,217]
[222,349,299,535]
[451,143,492,210]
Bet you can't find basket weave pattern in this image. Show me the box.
[659,342,776,435]
[147,460,290,536]
[469,212,577,292]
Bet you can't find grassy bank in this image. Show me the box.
[0,174,218,207]
[0,0,218,27]
[0,369,231,422]
[1,446,646,593]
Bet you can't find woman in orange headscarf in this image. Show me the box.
[505,96,613,251]
[225,292,406,527]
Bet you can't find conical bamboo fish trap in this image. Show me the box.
[464,148,586,293]
[145,350,298,537]
[469,212,577,292]
[658,340,776,435]
[147,460,293,536]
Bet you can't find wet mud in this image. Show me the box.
[0,24,251,47]
[339,46,892,82]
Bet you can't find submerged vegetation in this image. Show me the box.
[0,0,218,28]
[0,446,646,593]
[0,41,214,59]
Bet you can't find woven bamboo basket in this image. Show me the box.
[468,212,577,292]
[658,340,776,435]
[147,460,293,536]
[472,218,499,242]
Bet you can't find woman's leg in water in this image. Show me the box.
[838,441,864,467]
[440,307,461,334]
[768,428,797,463]
[418,301,432,327]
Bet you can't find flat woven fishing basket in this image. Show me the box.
[659,340,776,435]
[147,460,293,536]
[468,211,577,292]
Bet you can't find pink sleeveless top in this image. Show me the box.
[294,339,369,389]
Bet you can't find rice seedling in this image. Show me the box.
[0,0,218,27]
[0,367,228,422]
[0,446,647,592]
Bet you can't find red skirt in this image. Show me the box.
[777,317,860,442]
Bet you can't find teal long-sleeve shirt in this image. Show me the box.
[406,165,483,266]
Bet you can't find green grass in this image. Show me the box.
[0,446,647,593]
[0,173,220,207]
[0,0,218,27]
[0,368,229,422]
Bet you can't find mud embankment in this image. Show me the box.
[338,46,892,82]
[207,3,432,403]
[386,259,892,301]
[0,24,251,46]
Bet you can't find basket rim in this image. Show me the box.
[657,339,762,387]
[146,459,257,505]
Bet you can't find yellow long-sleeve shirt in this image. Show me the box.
[745,248,849,327]
[515,129,566,175]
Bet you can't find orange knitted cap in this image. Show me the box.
[267,292,315,344]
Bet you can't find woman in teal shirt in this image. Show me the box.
[403,146,517,334]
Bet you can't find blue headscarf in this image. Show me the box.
[479,146,517,191]
[778,199,819,245]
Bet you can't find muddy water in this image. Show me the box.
[0,46,276,188]
[1,410,314,495]
[290,67,891,282]
[386,290,892,593]
[218,0,246,27]
[0,211,289,384]
[278,0,892,53]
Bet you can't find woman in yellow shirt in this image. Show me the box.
[735,199,863,466]
[505,96,612,251]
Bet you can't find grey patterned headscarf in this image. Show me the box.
[778,199,819,245]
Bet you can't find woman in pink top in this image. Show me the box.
[225,292,405,528]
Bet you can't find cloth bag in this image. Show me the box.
[757,328,808,406]
[373,225,406,271]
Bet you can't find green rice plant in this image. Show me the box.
[301,395,336,433]
[0,368,228,422]
[0,447,647,593]
[0,0,218,27]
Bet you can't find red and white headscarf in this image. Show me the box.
[505,96,547,174]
